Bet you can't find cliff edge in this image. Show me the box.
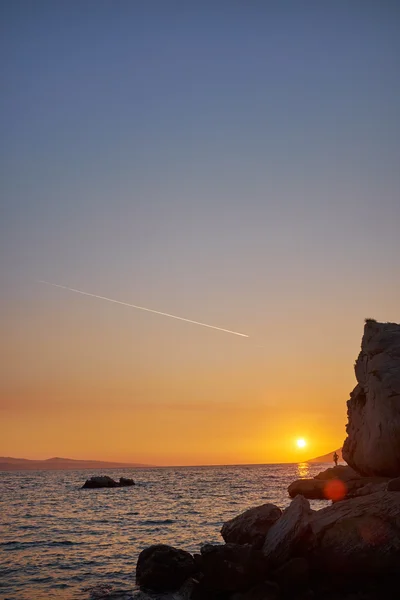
[342,319,400,477]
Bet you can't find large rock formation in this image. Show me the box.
[307,490,400,574]
[221,503,282,549]
[288,465,390,500]
[342,320,400,477]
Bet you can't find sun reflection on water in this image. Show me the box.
[296,462,311,479]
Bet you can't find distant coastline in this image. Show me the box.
[306,448,343,463]
[0,457,153,471]
[1,452,344,471]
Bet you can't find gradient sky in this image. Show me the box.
[1,1,399,465]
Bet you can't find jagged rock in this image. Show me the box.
[271,557,309,594]
[387,477,400,491]
[230,581,280,600]
[289,468,389,501]
[119,477,135,486]
[136,544,195,592]
[307,491,400,574]
[349,481,388,498]
[342,320,400,477]
[82,476,119,488]
[198,543,267,592]
[288,479,328,500]
[314,466,360,482]
[221,503,282,549]
[263,495,313,566]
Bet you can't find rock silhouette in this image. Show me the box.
[343,320,400,477]
[82,476,135,489]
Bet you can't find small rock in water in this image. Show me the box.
[82,476,135,488]
[82,476,119,489]
[119,477,135,486]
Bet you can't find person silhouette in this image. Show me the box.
[333,452,339,467]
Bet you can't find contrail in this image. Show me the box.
[38,280,249,338]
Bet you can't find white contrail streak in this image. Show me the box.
[38,280,249,338]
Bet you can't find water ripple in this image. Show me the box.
[1,463,329,598]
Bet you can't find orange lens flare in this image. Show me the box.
[324,479,347,502]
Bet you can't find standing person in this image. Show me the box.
[333,451,339,467]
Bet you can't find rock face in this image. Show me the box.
[230,581,280,600]
[288,478,329,500]
[342,320,400,477]
[307,491,400,574]
[198,543,267,593]
[221,503,282,549]
[82,476,135,489]
[288,465,389,501]
[136,544,195,592]
[262,495,313,566]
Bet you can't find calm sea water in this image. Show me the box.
[1,463,330,600]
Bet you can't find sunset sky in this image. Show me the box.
[1,2,399,465]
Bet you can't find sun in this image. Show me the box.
[296,438,307,448]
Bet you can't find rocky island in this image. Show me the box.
[127,320,400,600]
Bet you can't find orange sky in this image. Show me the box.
[4,290,391,465]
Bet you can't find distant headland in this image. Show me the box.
[307,448,343,463]
[0,457,153,471]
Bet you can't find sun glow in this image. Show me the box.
[296,438,307,448]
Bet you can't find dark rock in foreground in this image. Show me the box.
[221,503,282,549]
[230,581,280,600]
[263,495,313,566]
[198,543,267,593]
[307,490,400,575]
[136,544,195,592]
[82,476,135,489]
[270,557,309,595]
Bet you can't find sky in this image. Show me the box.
[1,1,399,466]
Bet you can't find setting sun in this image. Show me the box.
[296,438,307,448]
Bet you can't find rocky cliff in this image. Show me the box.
[342,320,400,477]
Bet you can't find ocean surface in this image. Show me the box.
[1,463,331,600]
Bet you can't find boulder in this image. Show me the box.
[342,320,400,477]
[348,481,388,498]
[307,491,400,574]
[230,581,280,600]
[288,471,389,501]
[313,466,360,482]
[82,476,119,489]
[119,477,135,486]
[221,503,282,549]
[263,495,313,567]
[288,479,329,500]
[271,557,309,594]
[387,477,400,491]
[198,543,267,592]
[136,544,195,592]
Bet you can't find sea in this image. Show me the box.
[1,463,331,600]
